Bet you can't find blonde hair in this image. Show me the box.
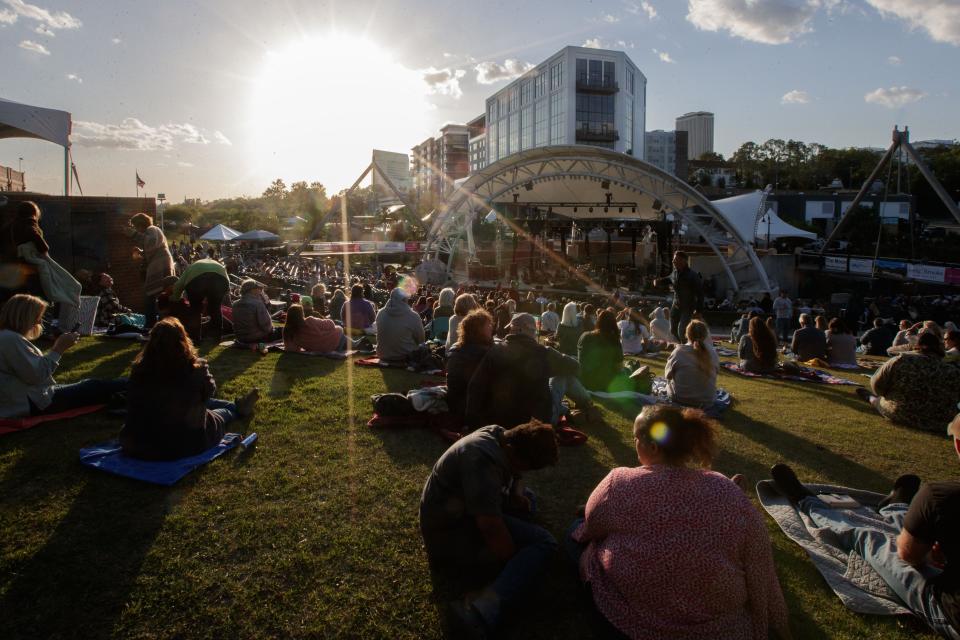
[685,320,713,373]
[0,294,47,339]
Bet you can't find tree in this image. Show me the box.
[262,178,288,199]
[698,151,725,162]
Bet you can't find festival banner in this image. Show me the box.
[875,259,907,278]
[848,258,874,275]
[405,241,421,253]
[358,242,377,253]
[907,263,946,283]
[824,256,847,272]
[946,267,960,285]
[379,242,405,253]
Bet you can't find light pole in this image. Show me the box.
[760,213,772,249]
[18,157,23,172]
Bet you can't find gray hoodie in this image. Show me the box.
[375,288,426,362]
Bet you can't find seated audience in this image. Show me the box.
[434,287,455,320]
[328,288,346,323]
[738,316,779,373]
[419,420,559,637]
[650,306,674,344]
[232,279,281,343]
[466,312,595,429]
[0,294,127,419]
[578,310,626,392]
[375,288,426,362]
[445,309,494,421]
[120,317,259,460]
[494,299,515,338]
[94,273,132,327]
[556,301,583,356]
[790,313,827,361]
[170,257,230,343]
[571,406,789,639]
[618,307,652,355]
[665,320,719,408]
[770,418,960,640]
[445,293,478,352]
[283,304,349,353]
[826,318,859,367]
[860,318,895,356]
[581,304,596,332]
[730,313,749,343]
[947,329,960,360]
[857,331,960,432]
[341,284,377,334]
[310,283,328,316]
[539,302,560,335]
[815,315,828,332]
[892,319,913,348]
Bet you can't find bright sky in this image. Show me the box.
[2,0,958,201]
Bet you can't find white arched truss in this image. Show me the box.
[425,146,774,296]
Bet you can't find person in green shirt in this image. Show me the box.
[170,258,230,343]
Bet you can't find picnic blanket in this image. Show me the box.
[756,480,912,617]
[715,346,738,357]
[588,377,732,418]
[721,362,860,386]
[219,339,283,351]
[0,404,106,436]
[355,357,445,376]
[79,433,255,486]
[270,345,371,359]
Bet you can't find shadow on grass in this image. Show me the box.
[266,352,342,398]
[1,474,173,640]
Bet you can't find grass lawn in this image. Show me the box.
[1,337,955,639]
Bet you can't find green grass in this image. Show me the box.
[0,338,954,639]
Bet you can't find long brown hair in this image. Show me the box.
[685,320,714,373]
[594,310,620,344]
[748,316,778,367]
[132,317,198,378]
[456,309,493,348]
[283,304,306,342]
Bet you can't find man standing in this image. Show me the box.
[655,251,703,342]
[772,290,793,344]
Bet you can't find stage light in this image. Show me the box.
[573,207,578,213]
[524,182,533,191]
[601,180,610,189]
[652,199,662,211]
[589,207,594,213]
[604,207,609,213]
[619,207,623,213]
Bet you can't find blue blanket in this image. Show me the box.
[79,433,248,486]
[588,377,732,418]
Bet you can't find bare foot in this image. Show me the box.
[236,388,260,418]
[731,473,749,494]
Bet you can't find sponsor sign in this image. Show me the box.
[380,242,405,253]
[907,263,945,283]
[405,241,421,253]
[848,258,874,275]
[945,268,960,286]
[824,256,846,272]
[875,259,907,277]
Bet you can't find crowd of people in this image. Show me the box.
[1,204,958,639]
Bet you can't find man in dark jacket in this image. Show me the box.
[790,313,827,361]
[655,251,703,341]
[465,313,591,430]
[860,318,895,356]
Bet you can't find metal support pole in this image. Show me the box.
[63,146,70,196]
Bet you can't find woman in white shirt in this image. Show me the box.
[650,306,675,344]
[664,320,719,408]
[618,307,652,355]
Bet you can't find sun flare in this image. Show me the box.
[247,35,431,192]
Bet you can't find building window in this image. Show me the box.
[508,112,519,156]
[488,100,497,122]
[625,96,634,154]
[603,61,615,86]
[509,88,519,112]
[498,120,508,161]
[550,61,564,91]
[488,122,498,163]
[521,80,532,105]
[535,70,547,99]
[575,93,615,136]
[521,105,533,150]
[550,92,566,145]
[627,69,634,94]
[535,99,548,147]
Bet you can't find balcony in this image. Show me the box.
[576,125,619,143]
[576,74,619,94]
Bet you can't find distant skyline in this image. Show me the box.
[2,0,959,201]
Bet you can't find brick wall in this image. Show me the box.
[2,193,157,311]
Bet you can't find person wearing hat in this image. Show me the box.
[231,279,280,344]
[465,312,597,430]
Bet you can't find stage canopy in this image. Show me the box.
[199,224,240,241]
[710,190,816,242]
[234,229,280,242]
[0,97,72,148]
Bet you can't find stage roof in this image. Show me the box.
[0,97,71,148]
[710,190,816,242]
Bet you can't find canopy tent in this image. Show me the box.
[233,229,280,242]
[199,224,240,241]
[709,190,816,243]
[0,97,72,194]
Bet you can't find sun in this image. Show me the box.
[247,35,431,192]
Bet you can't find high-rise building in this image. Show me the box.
[410,124,470,199]
[0,165,26,191]
[467,114,486,174]
[675,111,714,160]
[371,149,412,205]
[643,130,688,177]
[480,46,646,168]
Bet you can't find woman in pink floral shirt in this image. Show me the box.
[570,406,790,640]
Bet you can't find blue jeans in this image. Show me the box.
[469,515,557,628]
[775,317,791,343]
[671,308,692,343]
[549,375,593,426]
[206,398,239,425]
[35,377,128,415]
[801,497,960,639]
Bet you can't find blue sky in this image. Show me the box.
[2,0,958,200]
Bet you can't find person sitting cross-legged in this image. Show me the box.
[861,318,895,357]
[119,317,259,461]
[569,406,789,640]
[341,284,377,336]
[770,414,960,639]
[826,317,859,367]
[739,316,779,373]
[665,320,720,409]
[790,312,827,362]
[375,288,426,363]
[420,419,559,639]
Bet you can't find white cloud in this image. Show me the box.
[421,67,466,99]
[625,0,657,19]
[111,37,121,44]
[686,0,819,44]
[583,37,604,48]
[864,86,927,108]
[72,118,234,151]
[597,13,620,23]
[887,55,902,65]
[0,8,16,24]
[18,39,49,54]
[616,39,636,48]
[865,0,960,46]
[177,161,194,168]
[474,59,535,84]
[33,23,52,36]
[66,73,81,83]
[3,0,81,29]
[781,89,810,104]
[653,48,676,63]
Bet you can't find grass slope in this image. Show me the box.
[0,338,953,639]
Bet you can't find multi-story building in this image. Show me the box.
[480,46,646,168]
[411,124,470,199]
[676,111,714,160]
[643,130,688,177]
[467,114,486,174]
[371,149,412,204]
[0,165,26,191]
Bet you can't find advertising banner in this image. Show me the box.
[945,267,960,286]
[875,259,907,278]
[848,258,874,275]
[824,256,846,272]
[907,263,946,283]
[379,242,405,253]
[405,241,421,253]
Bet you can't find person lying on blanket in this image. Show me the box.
[283,304,370,353]
[419,419,559,639]
[771,414,960,639]
[0,294,127,419]
[120,317,259,461]
[570,406,789,640]
[854,332,960,433]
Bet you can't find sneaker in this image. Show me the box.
[770,463,814,503]
[448,600,488,640]
[878,474,922,509]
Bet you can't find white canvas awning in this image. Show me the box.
[234,229,280,242]
[710,190,816,243]
[0,97,72,148]
[199,224,240,241]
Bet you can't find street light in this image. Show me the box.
[18,157,23,172]
[760,213,772,249]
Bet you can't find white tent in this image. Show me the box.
[0,97,72,194]
[199,224,240,241]
[709,190,816,243]
[234,229,280,242]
